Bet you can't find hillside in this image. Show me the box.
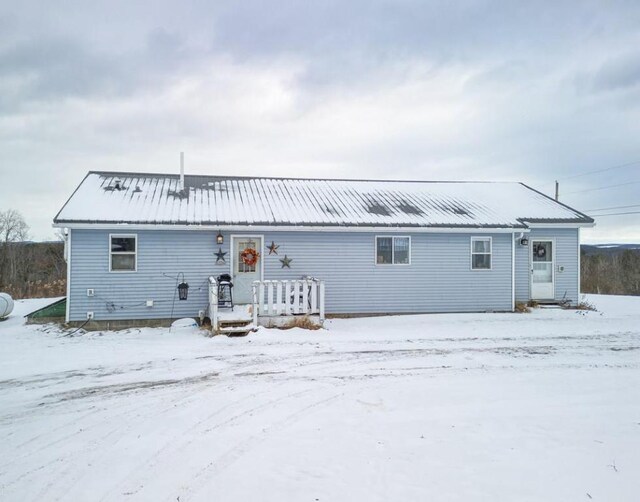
[581,243,640,257]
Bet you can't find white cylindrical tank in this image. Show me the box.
[0,293,14,319]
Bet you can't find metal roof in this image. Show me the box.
[53,171,594,229]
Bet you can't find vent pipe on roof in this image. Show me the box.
[179,152,185,192]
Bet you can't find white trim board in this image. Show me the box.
[65,228,71,323]
[54,223,535,234]
[511,232,515,311]
[525,222,595,229]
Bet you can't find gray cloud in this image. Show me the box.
[590,51,640,92]
[0,28,200,113]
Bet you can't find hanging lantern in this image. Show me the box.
[216,231,224,245]
[177,281,189,301]
[520,237,529,246]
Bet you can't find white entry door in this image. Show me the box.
[531,240,554,300]
[231,236,263,304]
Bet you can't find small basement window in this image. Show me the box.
[471,236,492,270]
[376,236,411,265]
[110,234,137,272]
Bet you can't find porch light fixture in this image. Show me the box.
[177,281,189,301]
[216,231,224,245]
[520,237,529,246]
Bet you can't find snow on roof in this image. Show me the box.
[54,172,593,229]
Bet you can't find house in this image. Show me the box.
[53,171,594,330]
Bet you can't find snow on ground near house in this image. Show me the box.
[1,296,639,501]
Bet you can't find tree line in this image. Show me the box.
[581,249,640,296]
[0,210,66,298]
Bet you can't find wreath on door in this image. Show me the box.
[240,247,260,266]
[535,245,546,258]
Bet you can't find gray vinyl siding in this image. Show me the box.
[69,230,230,321]
[262,232,513,314]
[513,228,579,305]
[69,229,515,321]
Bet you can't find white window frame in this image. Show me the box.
[109,233,138,273]
[375,236,411,266]
[470,236,492,271]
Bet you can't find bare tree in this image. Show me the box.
[0,209,30,291]
[0,209,29,243]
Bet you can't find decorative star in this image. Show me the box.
[279,255,293,268]
[267,241,280,255]
[215,248,227,264]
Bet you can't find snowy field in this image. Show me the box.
[1,296,639,501]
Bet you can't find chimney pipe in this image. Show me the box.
[179,152,185,192]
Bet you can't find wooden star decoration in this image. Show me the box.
[215,248,227,264]
[279,255,292,268]
[267,241,280,255]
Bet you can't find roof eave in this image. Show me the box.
[52,221,530,233]
[520,218,595,228]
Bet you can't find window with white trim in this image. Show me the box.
[471,236,491,270]
[110,234,137,272]
[376,236,411,265]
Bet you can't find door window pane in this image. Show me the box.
[237,241,257,273]
[532,263,553,283]
[533,242,552,262]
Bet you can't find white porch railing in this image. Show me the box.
[208,276,219,332]
[252,278,325,326]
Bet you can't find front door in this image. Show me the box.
[231,236,263,304]
[531,240,554,300]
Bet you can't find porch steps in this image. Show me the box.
[217,319,255,337]
[537,301,563,309]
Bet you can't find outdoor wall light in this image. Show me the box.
[177,281,189,301]
[520,237,529,246]
[216,231,224,245]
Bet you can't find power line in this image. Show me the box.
[564,180,640,195]
[557,159,640,181]
[584,204,640,212]
[590,211,640,217]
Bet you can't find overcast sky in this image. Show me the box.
[1,0,639,242]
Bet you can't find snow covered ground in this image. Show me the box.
[1,296,639,501]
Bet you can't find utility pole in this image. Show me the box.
[555,180,559,201]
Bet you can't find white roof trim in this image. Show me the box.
[53,222,531,234]
[525,222,595,228]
